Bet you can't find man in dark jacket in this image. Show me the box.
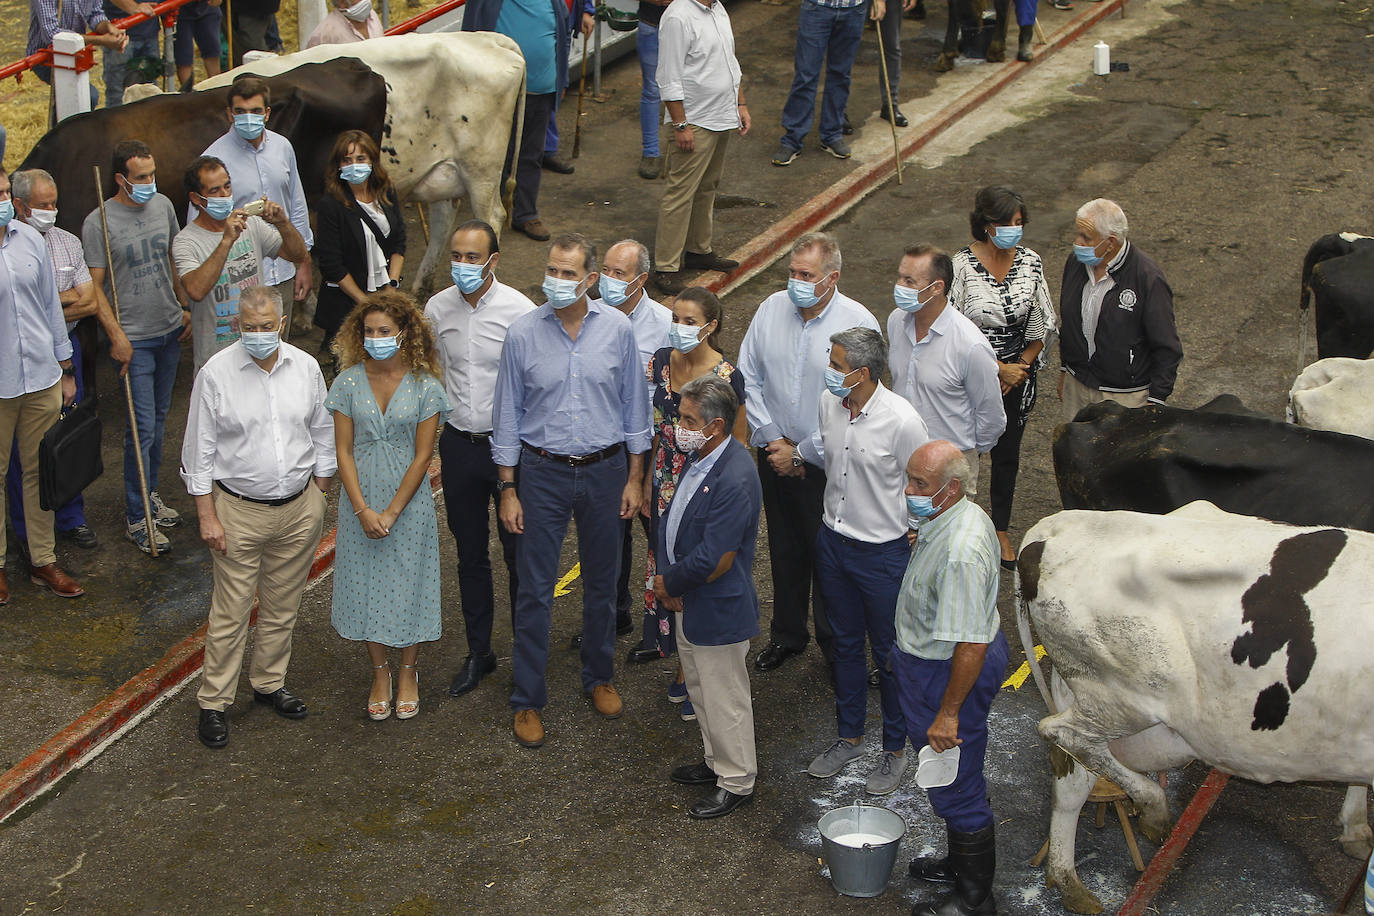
[1057,198,1183,422]
[462,0,572,242]
[654,374,762,820]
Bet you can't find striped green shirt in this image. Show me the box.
[894,497,1001,660]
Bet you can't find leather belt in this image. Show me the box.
[216,481,309,507]
[448,427,492,443]
[521,441,623,467]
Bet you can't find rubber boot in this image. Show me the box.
[914,824,997,915]
[1016,25,1034,61]
[908,824,956,883]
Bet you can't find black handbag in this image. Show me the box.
[39,397,103,512]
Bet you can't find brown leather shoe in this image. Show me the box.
[29,563,84,598]
[0,568,9,605]
[514,709,545,748]
[513,219,551,242]
[589,684,623,719]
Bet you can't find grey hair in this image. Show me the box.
[830,327,887,383]
[1076,198,1128,241]
[936,449,971,489]
[679,374,738,431]
[610,238,651,276]
[11,169,56,202]
[791,231,842,275]
[239,284,283,317]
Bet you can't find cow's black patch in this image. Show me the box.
[1231,528,1346,730]
[1018,540,1046,604]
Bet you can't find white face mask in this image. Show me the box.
[674,422,711,454]
[27,209,59,233]
[342,0,373,21]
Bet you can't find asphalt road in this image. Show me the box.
[4,0,1374,912]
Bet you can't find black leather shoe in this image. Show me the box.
[627,645,662,664]
[59,524,100,549]
[754,643,801,672]
[569,633,583,649]
[868,666,881,688]
[449,652,498,696]
[198,709,228,749]
[880,106,909,128]
[253,687,308,719]
[541,153,575,174]
[616,613,635,636]
[689,786,754,819]
[671,761,717,785]
[683,250,740,272]
[653,270,687,295]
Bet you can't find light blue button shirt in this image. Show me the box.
[665,438,728,564]
[491,300,653,466]
[201,129,313,285]
[0,220,71,399]
[737,288,880,456]
[596,292,672,427]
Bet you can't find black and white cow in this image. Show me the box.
[1017,502,1374,914]
[1300,232,1374,359]
[1288,357,1374,440]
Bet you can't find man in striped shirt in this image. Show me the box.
[893,439,1008,916]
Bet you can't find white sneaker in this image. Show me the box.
[148,491,182,528]
[126,519,172,555]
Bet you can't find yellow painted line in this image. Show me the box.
[1002,645,1047,690]
[553,563,581,597]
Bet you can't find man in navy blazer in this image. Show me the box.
[654,374,762,819]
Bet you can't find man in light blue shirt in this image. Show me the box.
[493,233,651,749]
[200,77,314,336]
[736,231,878,674]
[0,167,83,603]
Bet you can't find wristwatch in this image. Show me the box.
[791,446,803,468]
[387,278,401,289]
[496,480,516,493]
[672,121,690,132]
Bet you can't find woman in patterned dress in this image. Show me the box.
[637,288,748,717]
[327,290,450,721]
[950,186,1056,570]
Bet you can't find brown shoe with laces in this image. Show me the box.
[29,563,84,598]
[589,684,623,719]
[514,709,545,748]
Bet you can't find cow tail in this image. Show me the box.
[1015,566,1058,716]
[503,70,526,228]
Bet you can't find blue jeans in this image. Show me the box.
[103,21,161,107]
[780,0,867,150]
[815,525,909,751]
[124,327,180,525]
[7,332,87,541]
[545,89,563,155]
[510,447,628,710]
[637,21,661,157]
[892,632,1010,832]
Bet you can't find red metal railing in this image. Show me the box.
[0,0,198,83]
[384,0,467,35]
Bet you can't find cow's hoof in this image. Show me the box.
[934,53,956,72]
[1059,883,1104,915]
[1138,809,1171,845]
[987,41,1006,63]
[1340,835,1374,860]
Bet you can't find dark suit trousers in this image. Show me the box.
[503,91,557,226]
[439,426,519,659]
[757,450,832,658]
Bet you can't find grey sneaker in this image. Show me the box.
[771,143,801,167]
[126,519,172,555]
[149,490,182,528]
[865,750,910,795]
[808,738,864,778]
[638,155,662,180]
[821,138,852,160]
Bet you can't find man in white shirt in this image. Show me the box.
[651,0,751,295]
[804,328,929,796]
[597,238,672,648]
[199,77,314,336]
[887,244,1006,498]
[180,286,335,750]
[737,231,880,674]
[426,220,537,697]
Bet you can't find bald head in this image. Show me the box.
[905,440,968,514]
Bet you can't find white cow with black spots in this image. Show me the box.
[1016,501,1374,914]
[1288,357,1374,440]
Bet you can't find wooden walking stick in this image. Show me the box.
[93,165,160,558]
[225,0,234,66]
[572,31,589,158]
[874,14,903,185]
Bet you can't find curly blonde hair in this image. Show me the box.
[331,289,441,378]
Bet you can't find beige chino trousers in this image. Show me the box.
[654,125,732,273]
[676,612,757,795]
[0,382,62,568]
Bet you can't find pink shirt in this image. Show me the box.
[305,10,384,47]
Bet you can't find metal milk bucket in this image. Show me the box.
[817,803,907,898]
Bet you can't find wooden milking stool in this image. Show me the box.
[1032,775,1146,872]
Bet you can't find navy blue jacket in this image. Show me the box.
[461,0,575,93]
[656,438,762,647]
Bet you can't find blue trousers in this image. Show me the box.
[1014,0,1036,26]
[815,525,909,751]
[545,88,563,155]
[510,447,627,711]
[637,21,661,157]
[102,20,160,107]
[892,632,1009,832]
[780,0,867,151]
[124,327,180,525]
[7,332,86,541]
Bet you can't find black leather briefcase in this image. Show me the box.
[39,398,103,512]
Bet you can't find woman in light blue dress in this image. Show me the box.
[327,289,449,721]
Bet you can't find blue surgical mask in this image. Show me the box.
[787,276,825,309]
[201,195,234,220]
[542,275,584,310]
[451,257,490,295]
[669,322,704,353]
[906,481,950,519]
[598,274,637,307]
[1074,241,1104,266]
[893,281,936,313]
[241,330,280,359]
[340,163,372,185]
[364,334,400,360]
[233,112,266,141]
[824,366,859,398]
[124,178,157,204]
[0,200,13,227]
[991,225,1023,250]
